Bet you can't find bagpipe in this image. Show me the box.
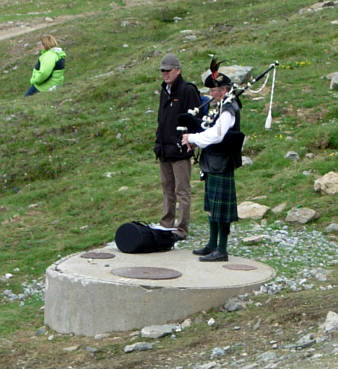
[177,60,279,136]
[176,60,279,165]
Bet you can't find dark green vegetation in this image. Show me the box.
[0,0,337,358]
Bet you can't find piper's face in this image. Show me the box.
[209,86,227,102]
[161,68,181,86]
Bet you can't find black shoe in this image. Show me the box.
[199,250,228,262]
[192,246,213,255]
[172,233,185,242]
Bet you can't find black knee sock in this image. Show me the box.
[207,217,218,250]
[217,222,230,253]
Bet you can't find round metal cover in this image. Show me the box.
[81,252,115,259]
[111,267,182,280]
[223,264,257,271]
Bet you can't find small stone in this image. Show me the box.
[305,153,315,159]
[210,347,225,359]
[272,202,287,214]
[63,345,80,352]
[324,223,338,234]
[224,297,245,312]
[124,342,153,353]
[322,311,338,333]
[86,346,99,353]
[181,318,192,329]
[35,326,47,336]
[94,333,110,340]
[141,324,176,338]
[284,151,299,160]
[207,318,215,326]
[243,235,265,244]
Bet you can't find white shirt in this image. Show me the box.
[188,110,235,148]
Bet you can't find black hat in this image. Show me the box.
[204,72,232,88]
[204,55,232,88]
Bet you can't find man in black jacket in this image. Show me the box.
[154,53,200,241]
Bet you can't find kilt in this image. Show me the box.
[204,171,238,223]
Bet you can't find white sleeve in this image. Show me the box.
[188,111,235,148]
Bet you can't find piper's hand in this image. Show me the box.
[182,134,195,152]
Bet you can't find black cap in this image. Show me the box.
[204,72,232,88]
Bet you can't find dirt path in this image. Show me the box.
[0,0,178,42]
[0,14,91,41]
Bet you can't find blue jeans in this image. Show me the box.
[24,85,39,97]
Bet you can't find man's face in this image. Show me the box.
[161,68,181,86]
[209,86,227,102]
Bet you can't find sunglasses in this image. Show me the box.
[161,69,172,72]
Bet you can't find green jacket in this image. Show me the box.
[30,47,66,92]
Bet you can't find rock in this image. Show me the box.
[299,1,337,14]
[219,65,253,84]
[207,318,215,326]
[285,207,318,224]
[253,318,261,331]
[35,326,47,336]
[324,223,338,233]
[257,351,277,362]
[272,202,287,214]
[314,171,338,195]
[141,324,176,338]
[224,297,245,312]
[210,347,226,359]
[284,151,299,160]
[238,201,270,220]
[240,364,258,369]
[86,346,99,353]
[94,333,110,340]
[322,311,338,333]
[305,153,315,159]
[296,333,316,349]
[201,65,253,85]
[181,318,192,329]
[124,342,153,353]
[194,362,219,369]
[63,345,80,352]
[118,186,128,191]
[242,156,253,166]
[243,235,265,245]
[330,75,338,90]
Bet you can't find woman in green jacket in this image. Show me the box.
[24,35,66,97]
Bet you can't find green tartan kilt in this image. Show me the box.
[204,171,238,222]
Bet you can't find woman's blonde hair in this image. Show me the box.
[41,35,58,50]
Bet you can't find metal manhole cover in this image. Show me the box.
[111,267,182,280]
[223,264,257,271]
[81,252,115,259]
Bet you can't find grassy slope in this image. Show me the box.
[0,0,337,338]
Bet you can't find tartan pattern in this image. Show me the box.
[204,171,238,222]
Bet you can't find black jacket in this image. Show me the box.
[154,74,200,161]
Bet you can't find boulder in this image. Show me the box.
[201,65,253,85]
[314,171,338,195]
[238,201,270,220]
[285,207,318,224]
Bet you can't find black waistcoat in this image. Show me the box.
[199,98,244,173]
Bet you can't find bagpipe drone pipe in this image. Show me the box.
[176,61,279,161]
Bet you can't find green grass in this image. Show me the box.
[0,0,337,338]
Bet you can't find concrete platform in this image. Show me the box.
[44,247,275,336]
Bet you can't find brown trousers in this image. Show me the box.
[159,159,191,238]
